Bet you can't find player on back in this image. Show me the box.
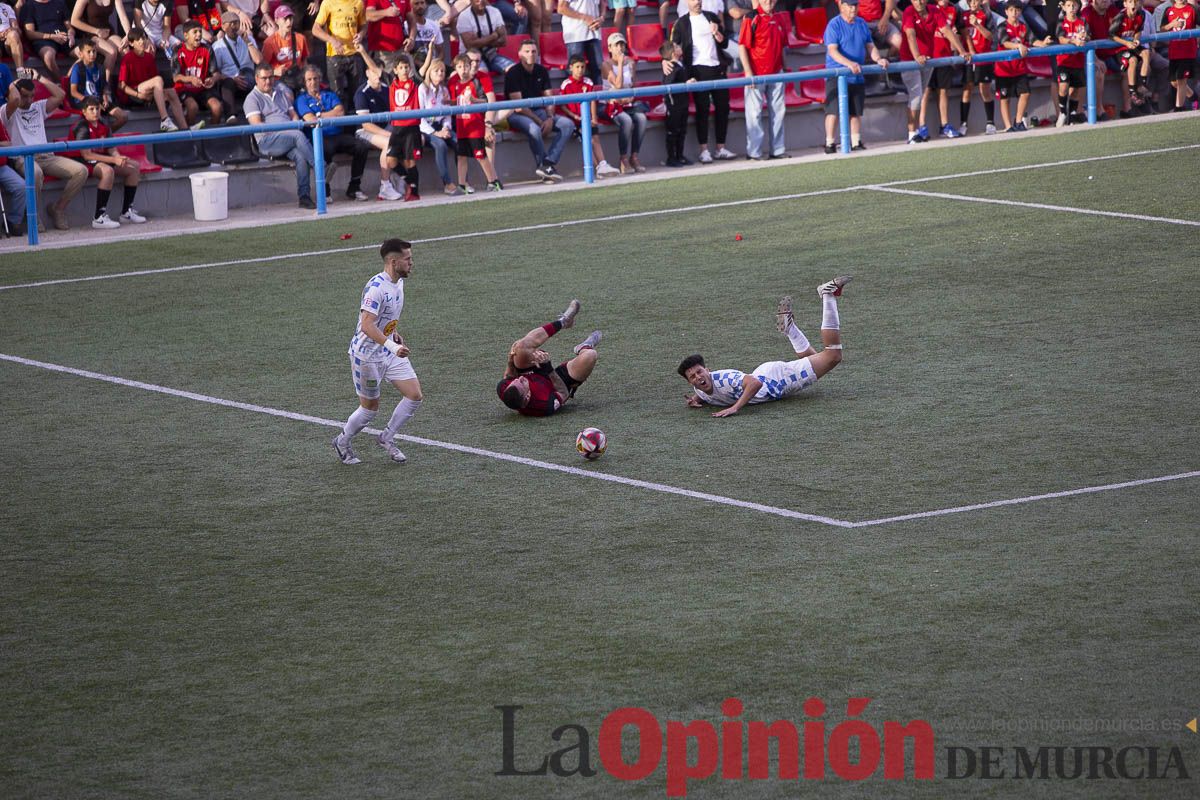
[333,238,424,465]
[678,276,851,417]
[497,301,602,417]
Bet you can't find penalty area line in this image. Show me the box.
[0,352,854,528]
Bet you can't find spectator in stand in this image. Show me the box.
[464,47,507,171]
[505,39,574,182]
[225,0,271,37]
[610,0,635,39]
[1110,0,1152,116]
[296,63,371,200]
[68,37,130,130]
[660,0,731,55]
[1018,0,1049,41]
[68,95,147,229]
[995,0,1044,131]
[382,53,423,200]
[600,31,648,172]
[1160,0,1197,111]
[313,0,366,111]
[926,0,970,137]
[456,0,514,74]
[1054,0,1089,126]
[859,0,902,60]
[960,0,998,134]
[118,27,189,131]
[174,20,224,127]
[244,62,317,208]
[406,0,444,76]
[0,115,28,236]
[559,53,620,177]
[213,11,262,120]
[738,0,787,161]
[2,73,89,230]
[672,0,736,163]
[448,50,501,191]
[660,39,691,166]
[823,0,889,153]
[0,1,25,71]
[1082,0,1120,120]
[261,5,310,77]
[365,0,412,75]
[418,58,460,194]
[900,0,945,142]
[21,0,75,80]
[134,0,178,81]
[560,0,605,84]
[355,48,401,199]
[183,0,223,42]
[70,0,131,86]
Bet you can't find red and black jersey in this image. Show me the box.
[1163,4,1198,60]
[174,44,212,94]
[118,49,158,103]
[1056,16,1089,69]
[388,77,420,127]
[962,8,993,55]
[186,0,222,33]
[996,21,1031,78]
[69,118,112,160]
[497,371,564,417]
[1110,8,1147,44]
[448,71,493,139]
[932,3,959,58]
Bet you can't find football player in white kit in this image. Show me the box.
[678,276,851,417]
[333,239,424,464]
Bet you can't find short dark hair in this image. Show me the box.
[15,78,35,94]
[380,238,412,260]
[80,95,102,109]
[77,37,97,51]
[182,20,202,33]
[127,27,148,42]
[1004,0,1022,8]
[658,40,675,59]
[255,62,274,76]
[568,54,586,67]
[501,382,528,410]
[677,354,705,376]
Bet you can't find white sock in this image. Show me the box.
[821,295,840,331]
[785,320,811,353]
[342,407,377,440]
[851,133,861,146]
[382,398,422,439]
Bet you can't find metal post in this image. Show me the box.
[23,154,38,246]
[581,98,594,185]
[313,123,327,214]
[837,74,850,154]
[1085,48,1098,124]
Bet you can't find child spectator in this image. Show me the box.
[295,64,371,200]
[960,0,997,135]
[355,48,400,199]
[118,27,189,131]
[926,0,970,138]
[174,19,224,127]
[68,38,130,131]
[1110,0,1152,116]
[448,51,501,192]
[1054,0,1089,126]
[0,1,25,71]
[20,0,75,80]
[418,59,460,195]
[995,0,1046,131]
[823,0,887,153]
[70,0,131,87]
[559,54,620,177]
[600,32,649,172]
[660,39,691,167]
[738,0,786,161]
[260,5,310,77]
[384,54,423,201]
[68,95,146,229]
[1160,0,1197,111]
[1083,0,1120,119]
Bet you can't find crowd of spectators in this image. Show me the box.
[0,0,1196,235]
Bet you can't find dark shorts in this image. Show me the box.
[927,65,956,91]
[34,39,72,57]
[1168,59,1193,81]
[456,136,487,159]
[963,64,994,85]
[1117,46,1145,69]
[995,74,1031,98]
[386,126,423,160]
[1057,66,1087,88]
[179,87,221,106]
[823,79,866,116]
[554,362,582,397]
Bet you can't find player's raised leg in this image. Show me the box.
[775,295,817,358]
[807,275,852,378]
[565,330,602,383]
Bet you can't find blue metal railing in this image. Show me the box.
[2,28,1196,246]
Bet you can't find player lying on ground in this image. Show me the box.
[333,238,423,465]
[679,276,851,417]
[497,300,602,417]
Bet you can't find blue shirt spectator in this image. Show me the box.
[824,8,875,84]
[296,87,349,142]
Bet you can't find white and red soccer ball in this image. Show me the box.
[575,428,607,460]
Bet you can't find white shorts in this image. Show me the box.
[752,357,818,401]
[350,353,417,399]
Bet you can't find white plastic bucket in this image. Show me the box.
[189,171,229,221]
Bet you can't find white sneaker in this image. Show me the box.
[698,149,713,164]
[390,174,405,193]
[596,160,619,176]
[958,124,968,136]
[377,182,402,201]
[1055,112,1068,128]
[332,434,361,465]
[985,123,997,135]
[91,212,120,230]
[120,208,147,224]
[160,118,178,132]
[375,432,407,463]
[715,147,737,160]
[817,275,853,297]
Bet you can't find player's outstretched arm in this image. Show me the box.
[685,394,705,408]
[711,374,761,418]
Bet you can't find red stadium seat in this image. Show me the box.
[635,80,666,118]
[114,134,164,173]
[794,8,827,46]
[628,23,665,63]
[498,33,530,64]
[539,31,569,70]
[793,65,825,104]
[772,11,805,49]
[1026,55,1054,79]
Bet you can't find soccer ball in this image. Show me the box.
[575,428,607,460]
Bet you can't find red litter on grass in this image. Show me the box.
[340,234,353,240]
[734,234,743,241]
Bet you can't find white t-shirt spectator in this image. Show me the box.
[561,0,601,44]
[456,6,505,42]
[410,16,443,52]
[225,0,259,14]
[0,100,50,147]
[677,0,724,19]
[418,82,450,134]
[688,13,719,66]
[139,0,168,46]
[0,3,19,34]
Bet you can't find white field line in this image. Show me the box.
[3,142,1199,292]
[4,352,1196,527]
[0,352,854,528]
[867,186,1200,227]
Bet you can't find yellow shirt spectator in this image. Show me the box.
[314,0,367,57]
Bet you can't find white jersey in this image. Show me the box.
[694,359,818,407]
[348,271,405,361]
